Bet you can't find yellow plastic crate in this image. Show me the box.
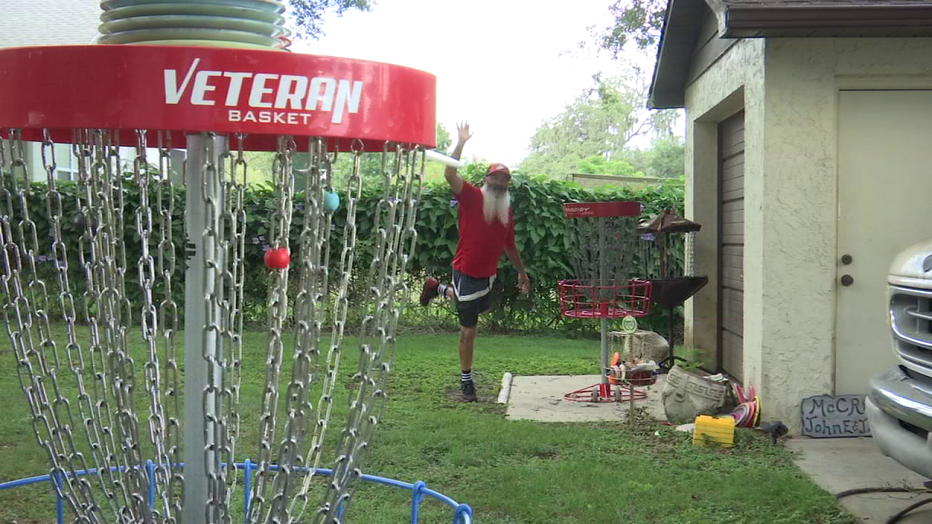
[692,415,736,448]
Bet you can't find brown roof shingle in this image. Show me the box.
[649,0,932,108]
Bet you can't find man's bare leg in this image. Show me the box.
[459,326,477,371]
[459,326,478,401]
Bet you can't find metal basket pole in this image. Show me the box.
[598,216,609,390]
[183,133,226,522]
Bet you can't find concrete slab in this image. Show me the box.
[504,374,667,423]
[787,437,932,523]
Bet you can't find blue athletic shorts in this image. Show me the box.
[452,269,495,328]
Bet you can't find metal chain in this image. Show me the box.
[265,138,316,522]
[566,215,637,285]
[103,131,151,523]
[198,132,226,524]
[83,130,137,523]
[248,135,297,523]
[313,144,424,524]
[282,139,341,521]
[0,130,424,524]
[216,133,247,524]
[156,131,184,520]
[135,129,177,524]
[0,129,161,523]
[287,139,342,520]
[0,130,105,522]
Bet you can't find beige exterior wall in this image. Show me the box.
[683,37,932,433]
[683,38,766,387]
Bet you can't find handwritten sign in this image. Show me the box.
[800,394,870,438]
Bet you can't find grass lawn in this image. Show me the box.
[0,327,854,523]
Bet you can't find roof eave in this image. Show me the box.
[724,4,932,37]
[648,0,707,110]
[648,0,681,109]
[648,1,932,109]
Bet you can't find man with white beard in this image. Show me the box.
[420,122,530,402]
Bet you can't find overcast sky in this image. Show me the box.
[295,0,657,167]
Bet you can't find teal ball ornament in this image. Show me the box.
[325,190,340,212]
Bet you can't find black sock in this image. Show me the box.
[461,370,472,383]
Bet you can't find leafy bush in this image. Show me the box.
[5,166,685,338]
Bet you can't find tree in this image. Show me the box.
[286,0,374,41]
[593,0,668,57]
[577,155,643,177]
[622,136,684,179]
[435,123,452,152]
[518,72,676,179]
[643,136,684,179]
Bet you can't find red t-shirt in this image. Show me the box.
[452,182,516,278]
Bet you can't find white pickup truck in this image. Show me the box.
[867,239,932,479]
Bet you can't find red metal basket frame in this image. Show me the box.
[0,45,437,152]
[558,279,653,319]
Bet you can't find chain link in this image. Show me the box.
[196,132,224,524]
[314,144,424,524]
[566,214,638,288]
[286,138,338,520]
[0,129,424,524]
[249,136,297,523]
[134,129,177,524]
[0,129,161,523]
[156,131,184,520]
[216,133,247,524]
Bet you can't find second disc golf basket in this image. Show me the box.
[0,18,473,524]
[559,202,652,403]
[637,209,709,372]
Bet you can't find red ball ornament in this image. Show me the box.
[264,247,291,270]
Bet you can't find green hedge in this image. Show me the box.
[6,169,685,337]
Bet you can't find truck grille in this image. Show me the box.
[890,286,932,371]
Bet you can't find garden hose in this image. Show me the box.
[835,486,932,524]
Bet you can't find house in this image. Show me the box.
[0,0,160,180]
[649,0,932,433]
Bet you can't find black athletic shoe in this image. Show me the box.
[461,380,477,402]
[420,277,439,306]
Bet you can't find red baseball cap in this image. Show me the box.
[486,163,511,177]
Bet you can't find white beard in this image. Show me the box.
[481,185,511,226]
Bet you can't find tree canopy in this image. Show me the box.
[518,72,678,179]
[592,0,667,56]
[286,0,374,40]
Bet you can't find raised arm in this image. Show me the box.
[444,121,473,194]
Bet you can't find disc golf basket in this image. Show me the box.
[558,202,652,403]
[637,209,708,372]
[0,7,472,523]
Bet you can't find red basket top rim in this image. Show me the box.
[563,202,641,218]
[558,279,651,286]
[0,45,437,152]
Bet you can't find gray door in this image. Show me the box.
[719,111,745,382]
[836,90,932,394]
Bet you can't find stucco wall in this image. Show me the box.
[683,37,932,434]
[683,38,766,388]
